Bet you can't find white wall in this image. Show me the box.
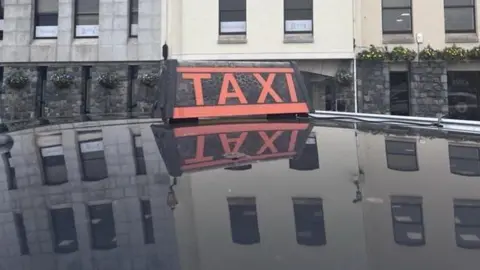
[174,0,355,60]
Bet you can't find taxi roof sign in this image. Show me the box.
[153,60,313,122]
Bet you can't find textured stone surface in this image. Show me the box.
[410,61,448,117]
[1,66,38,121]
[44,66,83,118]
[134,63,163,116]
[356,61,390,114]
[90,65,129,116]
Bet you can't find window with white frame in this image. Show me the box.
[34,0,58,38]
[219,0,246,35]
[129,0,138,37]
[445,0,476,33]
[74,0,99,38]
[284,0,313,34]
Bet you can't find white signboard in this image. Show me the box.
[75,25,99,37]
[306,137,316,144]
[35,26,58,38]
[220,21,246,34]
[130,24,138,36]
[285,20,312,32]
[41,146,64,157]
[80,141,104,153]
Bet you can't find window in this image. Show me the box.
[88,203,117,250]
[0,0,4,40]
[284,0,313,34]
[127,66,138,115]
[140,200,155,244]
[2,152,16,190]
[74,0,99,38]
[293,198,326,246]
[38,134,68,185]
[0,67,4,93]
[449,145,480,176]
[390,72,410,116]
[51,207,78,253]
[36,66,47,119]
[385,139,418,171]
[219,0,246,35]
[129,0,138,37]
[34,0,58,38]
[78,131,108,181]
[14,212,30,255]
[391,196,425,246]
[81,66,92,115]
[382,0,412,34]
[227,197,260,244]
[289,132,319,171]
[445,0,475,33]
[447,71,480,121]
[133,134,147,175]
[454,199,480,249]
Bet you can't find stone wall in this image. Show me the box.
[44,66,83,119]
[356,61,390,114]
[2,67,38,121]
[90,64,129,117]
[410,61,448,117]
[134,63,164,116]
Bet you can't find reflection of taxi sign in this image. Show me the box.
[153,60,313,122]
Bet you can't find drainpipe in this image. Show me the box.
[352,0,358,114]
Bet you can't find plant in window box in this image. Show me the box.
[139,73,160,88]
[357,45,386,61]
[97,72,119,89]
[442,44,467,62]
[387,46,417,62]
[50,71,74,89]
[5,69,30,90]
[418,45,442,61]
[335,69,353,86]
[467,46,480,60]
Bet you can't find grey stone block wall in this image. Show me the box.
[2,67,38,121]
[0,122,179,270]
[410,61,449,117]
[356,61,390,114]
[44,66,83,119]
[134,63,164,116]
[90,65,129,116]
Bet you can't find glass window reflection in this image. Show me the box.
[227,197,260,245]
[454,199,480,249]
[385,140,418,171]
[292,198,326,246]
[51,207,78,253]
[88,203,117,250]
[391,196,425,246]
[449,144,480,176]
[78,131,108,181]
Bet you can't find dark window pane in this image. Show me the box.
[382,0,411,8]
[130,12,138,24]
[449,145,479,159]
[456,226,480,248]
[37,0,58,12]
[393,223,425,245]
[75,14,99,25]
[76,0,99,14]
[285,9,313,20]
[445,7,475,32]
[130,0,138,11]
[14,213,30,255]
[392,204,422,223]
[455,206,480,226]
[140,200,155,244]
[228,198,260,245]
[386,140,416,154]
[387,154,418,171]
[390,72,410,116]
[219,10,246,22]
[219,0,246,11]
[88,203,117,250]
[391,200,425,246]
[51,208,78,254]
[80,140,108,181]
[445,0,475,6]
[382,9,412,33]
[447,71,480,120]
[289,133,319,171]
[450,158,480,176]
[293,198,326,246]
[284,0,312,9]
[36,13,58,26]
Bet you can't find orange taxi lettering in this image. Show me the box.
[182,73,211,105]
[219,132,248,153]
[184,136,214,164]
[257,131,283,154]
[254,73,283,103]
[218,73,248,105]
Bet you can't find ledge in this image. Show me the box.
[445,33,479,44]
[382,34,415,44]
[283,34,314,44]
[217,35,247,44]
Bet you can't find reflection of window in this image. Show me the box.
[74,0,99,38]
[0,0,3,40]
[444,0,475,33]
[390,72,410,116]
[227,197,260,245]
[140,199,155,244]
[14,212,30,255]
[78,131,108,181]
[385,139,418,171]
[128,66,138,114]
[2,152,17,190]
[391,196,425,246]
[454,199,480,249]
[129,0,138,37]
[219,0,246,35]
[289,132,319,171]
[81,66,92,114]
[38,134,68,185]
[133,135,146,175]
[284,0,313,34]
[382,0,412,34]
[449,145,480,176]
[88,203,117,250]
[34,0,59,38]
[36,66,47,118]
[51,207,78,253]
[293,198,326,246]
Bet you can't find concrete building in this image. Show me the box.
[0,119,180,270]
